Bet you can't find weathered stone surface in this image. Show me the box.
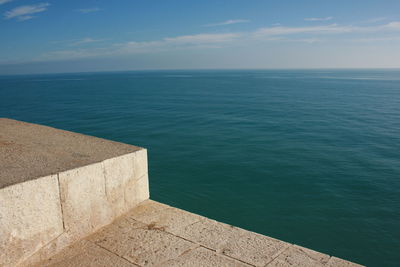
[175,218,290,266]
[58,162,114,240]
[133,149,148,180]
[103,153,136,214]
[326,256,364,267]
[219,230,290,266]
[266,245,330,266]
[127,199,171,218]
[103,152,149,215]
[0,175,63,267]
[21,231,73,267]
[130,174,150,207]
[21,160,150,267]
[0,119,150,266]
[163,246,252,267]
[128,201,201,235]
[28,200,364,267]
[174,218,242,249]
[90,216,196,266]
[36,240,137,267]
[0,118,142,189]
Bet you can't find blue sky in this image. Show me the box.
[1,0,400,74]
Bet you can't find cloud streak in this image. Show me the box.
[254,24,353,37]
[78,7,101,14]
[116,33,241,54]
[40,33,241,61]
[254,22,400,37]
[4,3,49,21]
[0,0,13,5]
[36,21,400,62]
[70,38,107,46]
[204,19,249,27]
[304,17,333,22]
[367,17,387,23]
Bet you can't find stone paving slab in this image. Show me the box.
[266,245,330,267]
[36,240,138,267]
[162,247,252,267]
[326,257,364,267]
[36,200,364,267]
[175,218,289,267]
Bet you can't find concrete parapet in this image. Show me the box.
[0,119,149,266]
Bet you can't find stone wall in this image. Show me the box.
[0,149,149,267]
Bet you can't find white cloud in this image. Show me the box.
[117,33,241,54]
[304,17,333,22]
[384,21,400,29]
[351,36,400,42]
[4,3,49,21]
[78,7,101,14]
[254,21,400,37]
[164,33,240,44]
[367,17,387,23]
[37,21,400,62]
[41,33,241,61]
[254,24,353,37]
[70,38,106,46]
[0,0,13,5]
[204,19,250,27]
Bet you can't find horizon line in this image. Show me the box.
[1,67,400,76]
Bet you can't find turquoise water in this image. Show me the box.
[0,70,399,266]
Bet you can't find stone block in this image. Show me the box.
[122,173,150,212]
[58,162,113,240]
[103,153,136,215]
[0,175,63,267]
[22,158,150,266]
[133,149,148,179]
[103,151,149,216]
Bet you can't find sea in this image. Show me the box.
[0,69,399,266]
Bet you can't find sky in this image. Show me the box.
[1,0,400,74]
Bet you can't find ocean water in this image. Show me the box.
[0,70,399,266]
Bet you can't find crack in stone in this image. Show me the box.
[89,240,141,266]
[21,231,65,266]
[264,244,293,266]
[56,173,66,232]
[155,244,201,267]
[101,162,108,200]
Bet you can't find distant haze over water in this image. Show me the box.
[1,69,399,266]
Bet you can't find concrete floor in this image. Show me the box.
[35,200,364,267]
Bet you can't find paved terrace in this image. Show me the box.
[37,200,363,267]
[0,119,364,267]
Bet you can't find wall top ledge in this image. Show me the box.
[0,118,143,189]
